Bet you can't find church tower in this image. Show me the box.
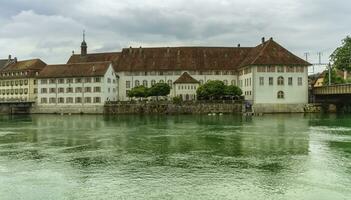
[81,30,87,57]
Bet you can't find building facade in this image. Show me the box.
[64,37,310,112]
[35,62,118,113]
[0,58,46,102]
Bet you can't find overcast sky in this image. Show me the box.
[0,0,350,72]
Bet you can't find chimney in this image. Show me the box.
[237,44,241,48]
[344,70,348,80]
[14,57,17,63]
[92,65,96,72]
[129,46,133,54]
[261,37,265,44]
[270,37,273,41]
[8,55,11,62]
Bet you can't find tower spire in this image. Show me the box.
[81,30,87,57]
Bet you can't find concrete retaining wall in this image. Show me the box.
[104,102,242,115]
[253,103,307,113]
[31,105,104,114]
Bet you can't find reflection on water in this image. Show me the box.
[0,114,350,199]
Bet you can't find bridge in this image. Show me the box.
[312,84,351,112]
[0,101,35,114]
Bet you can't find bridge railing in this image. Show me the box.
[313,84,351,95]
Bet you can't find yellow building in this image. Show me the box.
[0,58,46,102]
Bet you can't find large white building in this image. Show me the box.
[65,37,310,112]
[35,62,118,114]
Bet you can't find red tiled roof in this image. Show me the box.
[240,38,310,67]
[0,59,46,72]
[115,47,252,72]
[38,62,111,78]
[174,72,199,84]
[67,52,120,64]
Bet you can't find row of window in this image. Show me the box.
[0,71,31,77]
[0,79,29,87]
[40,97,101,104]
[40,77,105,84]
[126,79,238,89]
[0,88,29,95]
[257,66,305,73]
[125,70,236,76]
[178,85,197,90]
[259,77,303,86]
[40,87,102,94]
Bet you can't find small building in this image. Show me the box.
[35,62,118,114]
[173,72,199,101]
[0,58,46,102]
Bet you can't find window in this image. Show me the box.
[24,80,28,85]
[107,78,111,83]
[223,80,228,85]
[15,80,18,86]
[151,80,156,86]
[76,78,82,83]
[286,66,295,73]
[94,87,101,92]
[49,98,56,104]
[41,98,47,104]
[269,77,273,85]
[66,97,73,103]
[85,77,91,83]
[126,81,131,89]
[94,77,101,83]
[66,87,73,93]
[75,97,82,103]
[199,80,204,85]
[58,98,64,104]
[277,67,284,73]
[288,77,293,85]
[159,80,164,83]
[58,88,64,93]
[58,79,65,84]
[257,66,266,72]
[259,77,264,85]
[49,79,56,84]
[298,77,303,86]
[85,87,91,93]
[19,89,23,94]
[94,97,101,103]
[296,67,304,73]
[143,80,148,87]
[167,80,172,87]
[231,80,236,86]
[85,97,91,103]
[15,89,18,94]
[277,91,284,99]
[135,80,140,87]
[67,78,73,84]
[41,79,47,84]
[277,76,284,85]
[33,88,37,94]
[75,87,82,93]
[267,66,275,72]
[24,89,28,94]
[49,88,56,93]
[41,88,47,93]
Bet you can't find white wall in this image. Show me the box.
[253,66,308,104]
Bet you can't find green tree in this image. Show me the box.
[196,80,226,100]
[330,36,351,71]
[148,83,171,100]
[224,85,243,97]
[127,85,149,100]
[323,68,346,85]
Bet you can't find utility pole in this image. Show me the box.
[317,52,322,64]
[328,62,331,86]
[304,52,310,62]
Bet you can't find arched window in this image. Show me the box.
[223,80,228,85]
[159,80,164,83]
[143,80,148,87]
[231,80,236,86]
[167,80,172,87]
[151,80,156,86]
[135,80,140,87]
[277,91,284,99]
[277,76,284,85]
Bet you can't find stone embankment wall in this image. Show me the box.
[104,101,243,115]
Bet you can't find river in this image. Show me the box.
[0,114,350,199]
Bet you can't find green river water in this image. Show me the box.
[0,114,350,200]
